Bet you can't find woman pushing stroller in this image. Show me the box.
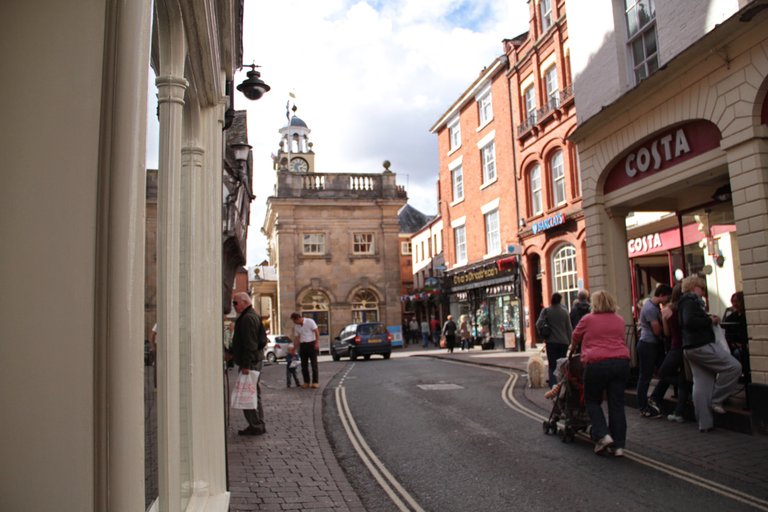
[570,290,630,457]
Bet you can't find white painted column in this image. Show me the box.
[97,0,153,510]
[156,73,188,512]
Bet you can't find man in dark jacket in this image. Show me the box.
[570,289,591,328]
[231,292,268,436]
[679,276,741,432]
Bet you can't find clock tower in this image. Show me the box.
[273,105,315,173]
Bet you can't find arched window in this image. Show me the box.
[529,164,543,215]
[550,150,565,206]
[351,289,379,323]
[552,245,578,310]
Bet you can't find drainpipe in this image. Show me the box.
[511,118,525,351]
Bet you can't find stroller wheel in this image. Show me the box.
[562,426,575,443]
[542,420,549,434]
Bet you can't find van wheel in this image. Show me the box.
[350,349,358,361]
[382,352,391,360]
[363,354,371,360]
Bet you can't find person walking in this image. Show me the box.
[291,312,320,389]
[570,290,630,457]
[636,284,673,418]
[442,315,458,353]
[679,276,742,432]
[420,318,431,349]
[570,289,591,328]
[536,293,573,388]
[459,314,471,350]
[409,318,420,345]
[231,292,268,436]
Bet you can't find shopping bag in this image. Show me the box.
[712,324,729,354]
[230,371,260,410]
[439,336,447,349]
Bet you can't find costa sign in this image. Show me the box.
[604,121,721,194]
[627,233,662,255]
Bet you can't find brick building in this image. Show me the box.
[431,55,524,348]
[505,0,584,347]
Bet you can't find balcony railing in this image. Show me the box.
[516,84,575,138]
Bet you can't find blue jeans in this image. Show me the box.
[584,359,630,448]
[422,332,430,348]
[546,343,568,388]
[636,340,659,411]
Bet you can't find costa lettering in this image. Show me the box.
[627,233,662,254]
[625,129,690,178]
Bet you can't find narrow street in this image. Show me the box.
[323,356,766,511]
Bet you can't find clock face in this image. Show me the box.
[291,158,309,173]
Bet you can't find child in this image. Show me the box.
[286,344,301,388]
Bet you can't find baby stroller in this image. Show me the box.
[542,353,590,443]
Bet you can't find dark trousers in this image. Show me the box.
[584,359,630,448]
[299,342,318,384]
[636,341,659,410]
[287,366,300,386]
[445,334,456,353]
[243,360,265,430]
[546,343,568,388]
[650,348,690,415]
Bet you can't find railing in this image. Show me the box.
[276,171,407,200]
[517,84,575,138]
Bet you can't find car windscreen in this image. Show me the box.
[359,324,386,335]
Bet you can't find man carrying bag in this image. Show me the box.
[230,292,268,436]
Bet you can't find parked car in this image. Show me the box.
[264,334,293,363]
[331,322,392,361]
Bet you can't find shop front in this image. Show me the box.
[572,22,768,432]
[445,256,523,350]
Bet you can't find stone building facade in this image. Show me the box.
[567,0,768,432]
[262,115,407,350]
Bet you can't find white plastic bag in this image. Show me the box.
[712,324,729,354]
[230,371,260,410]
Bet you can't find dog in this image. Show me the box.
[526,352,546,389]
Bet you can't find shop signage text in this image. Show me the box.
[624,129,689,177]
[627,233,662,255]
[531,213,566,235]
[603,120,722,194]
[452,266,499,286]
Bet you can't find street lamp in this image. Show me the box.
[237,64,271,101]
[230,142,252,167]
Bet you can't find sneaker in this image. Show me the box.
[301,383,309,389]
[711,404,726,414]
[641,408,661,419]
[667,413,685,423]
[613,448,625,457]
[594,434,614,454]
[311,383,319,389]
[647,398,661,415]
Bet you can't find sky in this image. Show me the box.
[150,0,531,266]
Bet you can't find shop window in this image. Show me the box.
[530,164,543,215]
[551,151,566,206]
[481,141,496,184]
[351,289,379,323]
[625,0,658,83]
[303,233,326,255]
[552,244,578,310]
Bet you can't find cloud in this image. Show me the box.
[234,0,529,265]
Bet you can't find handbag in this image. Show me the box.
[230,371,260,410]
[537,310,552,339]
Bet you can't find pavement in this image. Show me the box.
[226,344,768,510]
